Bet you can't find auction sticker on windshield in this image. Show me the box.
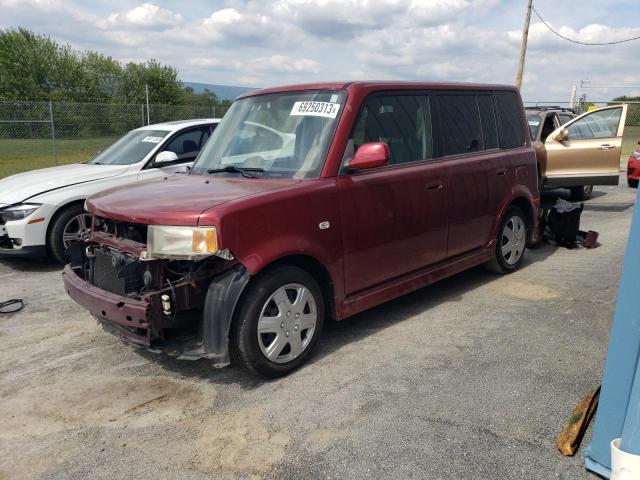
[142,136,164,143]
[290,101,340,119]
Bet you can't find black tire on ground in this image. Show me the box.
[484,206,528,274]
[229,265,325,378]
[628,178,639,189]
[570,185,593,201]
[47,203,87,264]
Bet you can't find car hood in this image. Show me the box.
[0,163,130,205]
[87,174,301,225]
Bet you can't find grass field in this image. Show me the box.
[0,128,639,180]
[0,137,117,179]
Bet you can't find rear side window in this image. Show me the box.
[477,95,499,150]
[163,127,207,156]
[353,95,433,165]
[436,94,482,156]
[559,113,573,125]
[495,91,526,149]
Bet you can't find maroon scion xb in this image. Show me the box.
[63,82,540,377]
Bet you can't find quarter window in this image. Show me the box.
[353,95,432,165]
[495,91,526,149]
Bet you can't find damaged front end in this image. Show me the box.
[62,216,250,367]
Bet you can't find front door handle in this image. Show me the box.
[496,168,507,176]
[600,144,615,151]
[426,181,443,191]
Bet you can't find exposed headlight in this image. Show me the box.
[633,151,640,159]
[147,225,218,260]
[0,203,41,222]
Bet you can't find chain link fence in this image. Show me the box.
[0,100,231,178]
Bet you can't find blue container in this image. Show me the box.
[585,188,640,477]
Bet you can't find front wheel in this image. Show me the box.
[48,203,91,264]
[230,265,324,378]
[570,185,593,201]
[485,206,528,274]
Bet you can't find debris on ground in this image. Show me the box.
[557,386,601,456]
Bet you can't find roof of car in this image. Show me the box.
[237,81,519,99]
[525,106,576,114]
[137,118,221,132]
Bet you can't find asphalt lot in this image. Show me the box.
[0,177,636,480]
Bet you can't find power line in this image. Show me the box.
[532,5,640,46]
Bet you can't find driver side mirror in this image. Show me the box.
[348,142,390,171]
[155,150,179,165]
[554,128,569,142]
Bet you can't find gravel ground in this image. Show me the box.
[0,178,636,480]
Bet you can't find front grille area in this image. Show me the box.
[94,216,148,244]
[91,248,146,296]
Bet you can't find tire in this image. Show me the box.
[570,185,593,201]
[628,178,639,189]
[485,206,528,274]
[47,203,91,264]
[230,265,325,378]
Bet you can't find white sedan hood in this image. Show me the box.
[0,163,130,205]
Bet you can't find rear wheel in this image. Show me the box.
[628,178,639,189]
[48,203,91,264]
[570,185,593,201]
[230,265,324,378]
[485,206,528,274]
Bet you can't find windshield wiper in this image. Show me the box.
[206,166,264,178]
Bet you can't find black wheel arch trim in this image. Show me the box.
[202,264,252,367]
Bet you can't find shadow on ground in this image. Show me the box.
[0,256,61,273]
[140,241,561,388]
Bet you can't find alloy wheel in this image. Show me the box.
[62,213,92,249]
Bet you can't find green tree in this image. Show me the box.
[121,59,183,104]
[0,27,231,115]
[0,28,60,99]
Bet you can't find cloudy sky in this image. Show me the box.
[2,0,639,102]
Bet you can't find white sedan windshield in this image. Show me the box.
[192,90,346,179]
[87,130,168,165]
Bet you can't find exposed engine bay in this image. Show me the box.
[63,215,248,365]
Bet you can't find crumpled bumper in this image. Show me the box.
[62,264,153,346]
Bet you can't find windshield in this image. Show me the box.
[87,129,169,165]
[192,90,346,179]
[526,114,541,139]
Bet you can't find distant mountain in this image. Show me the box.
[182,82,256,101]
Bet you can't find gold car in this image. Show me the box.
[528,105,628,200]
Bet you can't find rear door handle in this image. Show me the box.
[426,181,443,191]
[496,168,507,176]
[600,144,615,151]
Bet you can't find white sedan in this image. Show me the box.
[0,118,219,263]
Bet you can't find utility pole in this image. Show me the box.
[569,85,578,109]
[145,84,150,125]
[515,0,533,90]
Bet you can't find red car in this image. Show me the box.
[627,143,640,188]
[63,81,539,377]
